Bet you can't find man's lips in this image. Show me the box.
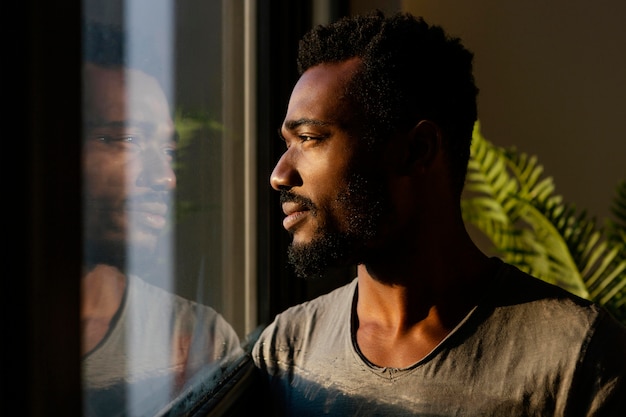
[127,202,169,231]
[133,211,168,230]
[281,201,309,231]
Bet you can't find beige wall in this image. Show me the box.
[351,0,625,222]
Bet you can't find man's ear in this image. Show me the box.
[404,120,441,171]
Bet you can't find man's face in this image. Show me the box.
[270,59,390,279]
[82,64,177,266]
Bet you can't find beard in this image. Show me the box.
[84,209,171,263]
[82,191,172,272]
[284,171,387,280]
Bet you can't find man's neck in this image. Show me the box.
[354,236,494,368]
[81,264,128,355]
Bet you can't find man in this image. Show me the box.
[81,23,241,416]
[252,11,626,416]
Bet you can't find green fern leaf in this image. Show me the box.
[463,122,626,324]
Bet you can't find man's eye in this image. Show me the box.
[299,135,317,142]
[164,147,177,159]
[97,134,137,143]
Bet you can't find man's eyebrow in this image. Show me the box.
[87,120,148,130]
[278,118,333,141]
[87,120,179,142]
[283,118,331,131]
[86,120,126,130]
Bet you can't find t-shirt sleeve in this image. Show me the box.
[566,309,626,416]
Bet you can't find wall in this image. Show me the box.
[351,0,625,223]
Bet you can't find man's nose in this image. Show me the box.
[138,148,177,191]
[270,151,302,191]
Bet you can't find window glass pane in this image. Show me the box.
[81,1,252,415]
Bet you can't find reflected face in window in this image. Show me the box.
[82,63,177,266]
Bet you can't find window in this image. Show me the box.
[79,0,260,415]
[14,0,350,416]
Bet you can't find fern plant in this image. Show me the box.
[462,122,626,324]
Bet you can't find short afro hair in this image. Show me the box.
[82,21,165,84]
[297,10,478,195]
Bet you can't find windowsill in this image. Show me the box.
[162,325,267,417]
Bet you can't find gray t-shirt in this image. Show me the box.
[253,260,626,416]
[83,275,243,416]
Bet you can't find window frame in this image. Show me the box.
[12,0,349,415]
[14,0,83,415]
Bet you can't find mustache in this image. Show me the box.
[279,190,315,210]
[125,192,172,206]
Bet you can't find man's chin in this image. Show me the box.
[84,233,162,272]
[289,233,314,247]
[288,247,323,280]
[287,233,357,280]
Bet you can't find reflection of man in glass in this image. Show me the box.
[81,23,242,417]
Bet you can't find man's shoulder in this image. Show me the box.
[253,278,357,359]
[128,275,242,361]
[491,260,594,308]
[485,260,624,336]
[131,274,217,310]
[128,275,238,337]
[270,278,357,328]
